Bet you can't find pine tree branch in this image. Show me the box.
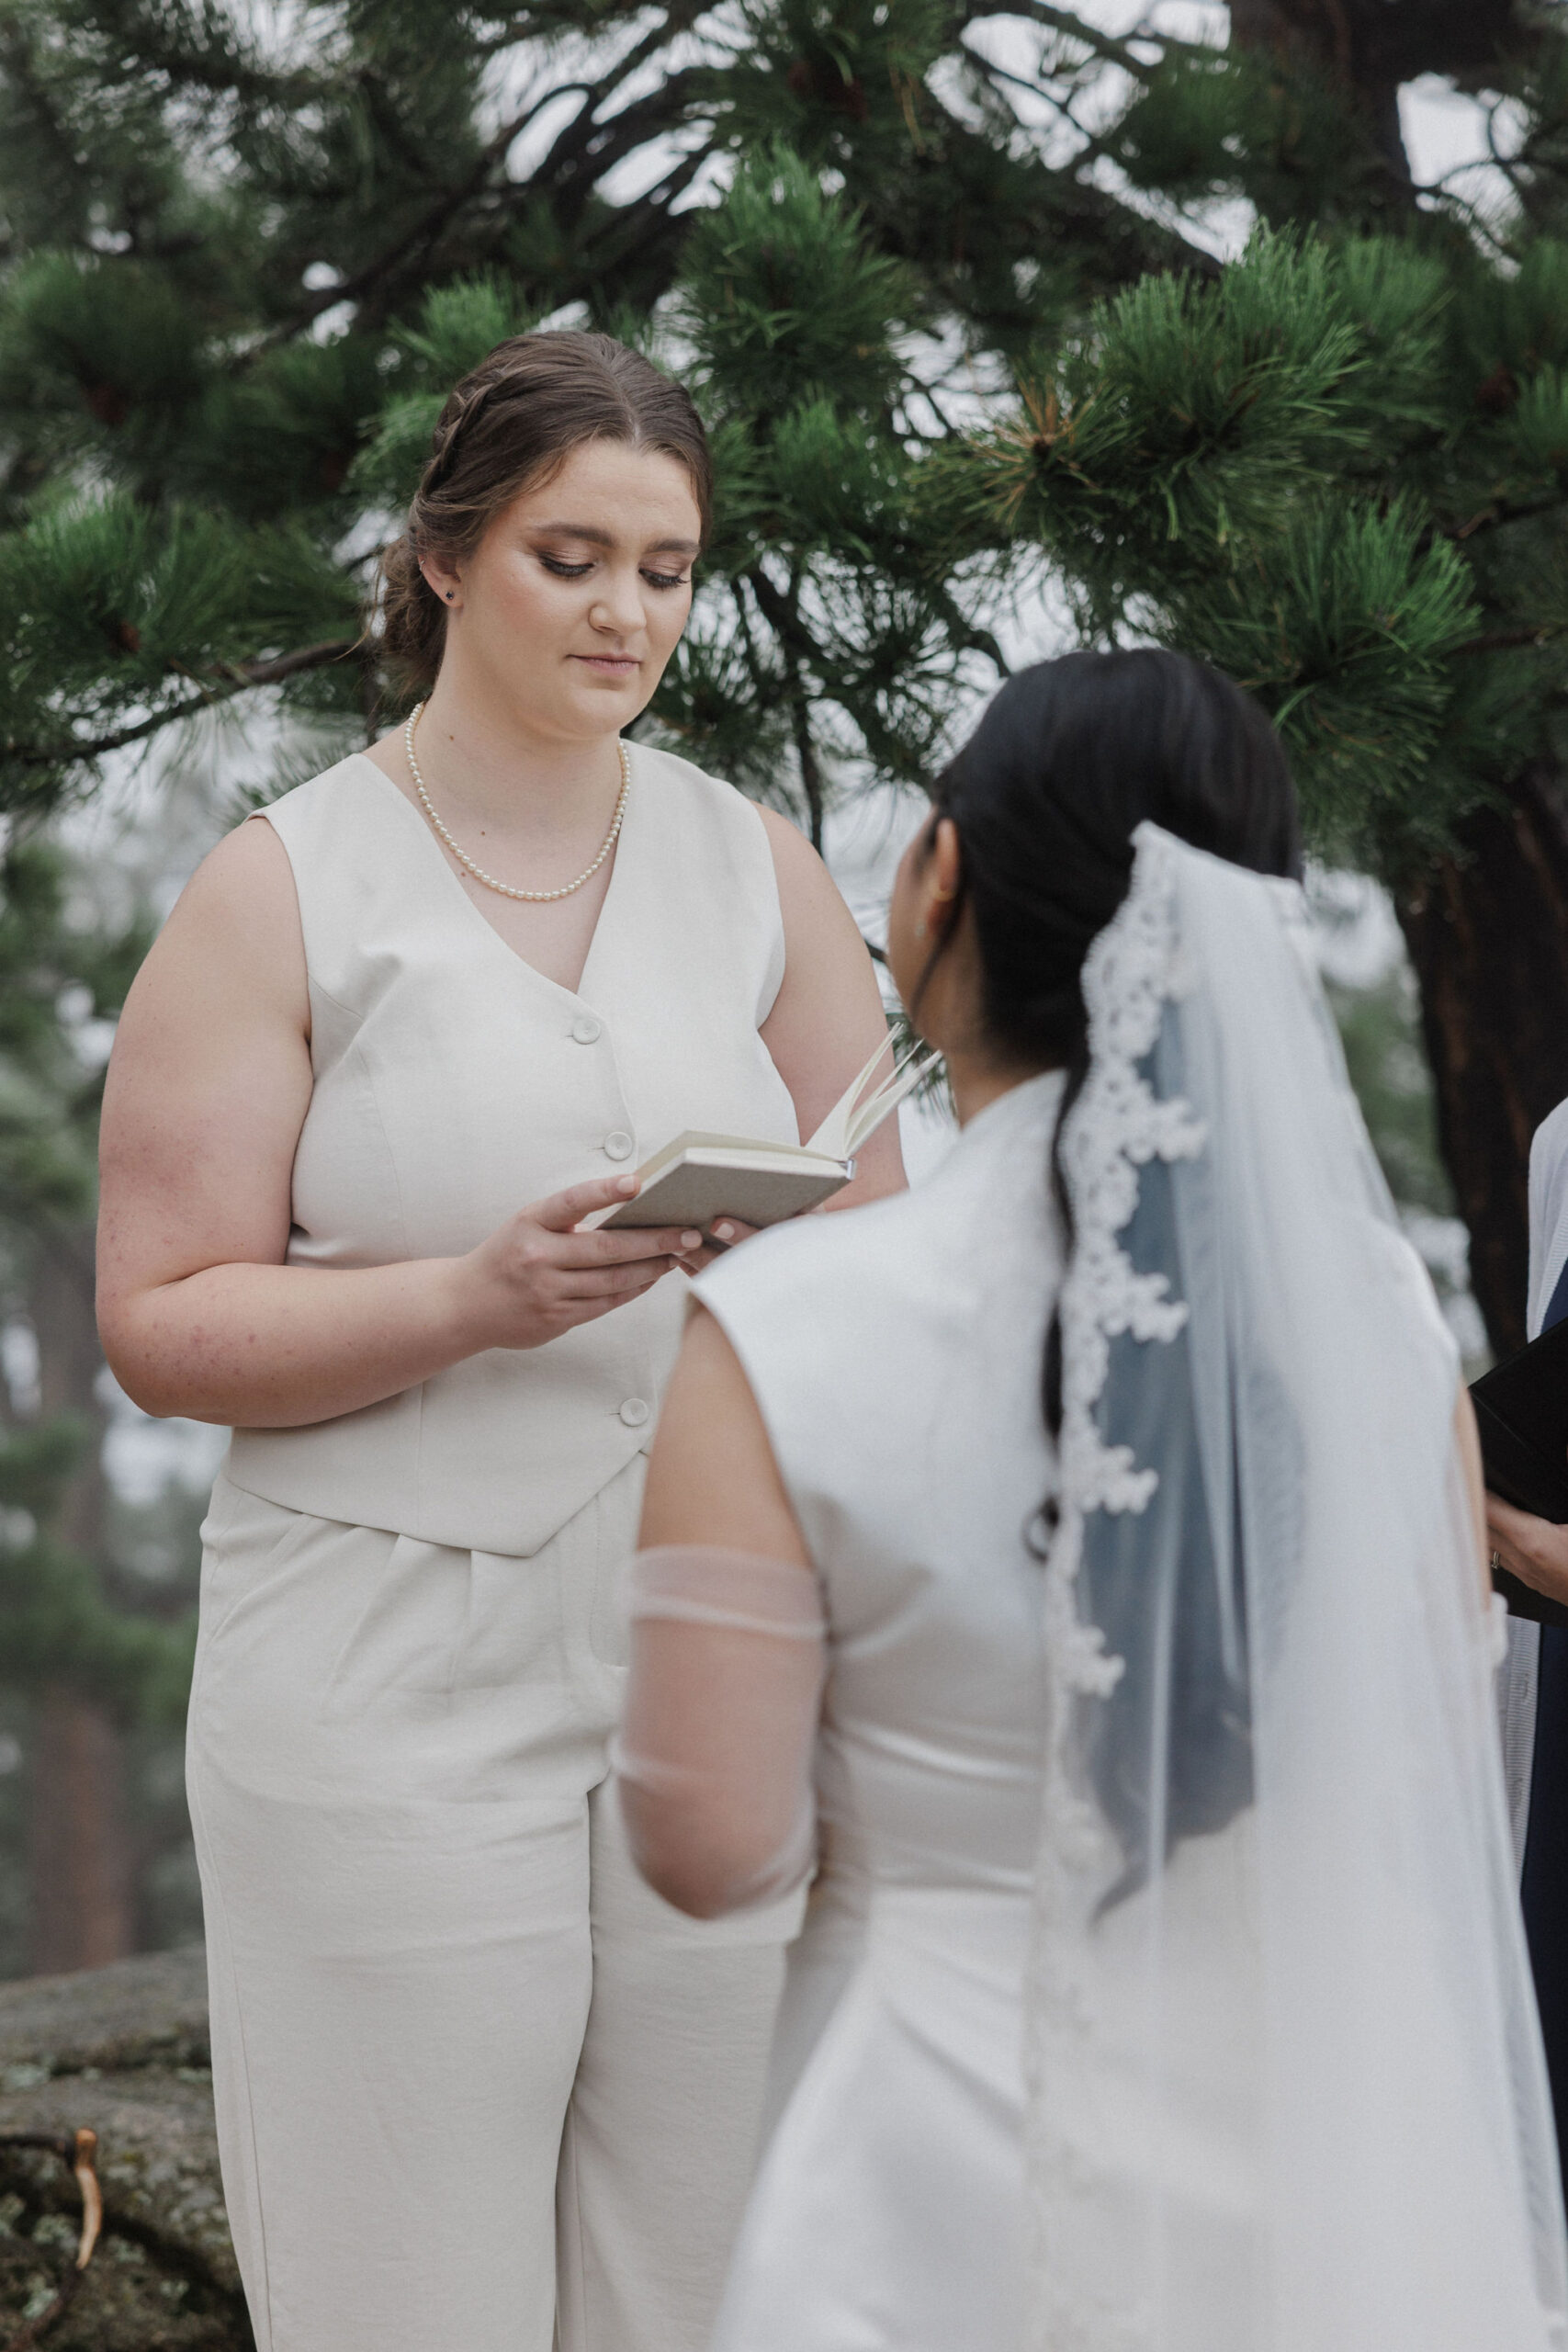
[962,0,1213,78]
[472,0,703,56]
[556,144,710,295]
[513,0,671,30]
[253,4,716,349]
[788,686,827,852]
[355,67,462,190]
[1450,490,1568,542]
[99,24,321,111]
[1455,623,1568,655]
[863,74,1223,289]
[739,565,829,845]
[742,563,827,673]
[965,49,1124,175]
[581,0,718,115]
[525,64,711,227]
[741,566,953,796]
[0,23,101,232]
[971,50,1098,120]
[232,639,363,685]
[728,580,777,697]
[247,88,585,353]
[926,585,1011,680]
[5,702,223,770]
[472,0,718,254]
[431,79,712,317]
[4,641,359,770]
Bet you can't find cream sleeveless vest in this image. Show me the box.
[224,743,799,1555]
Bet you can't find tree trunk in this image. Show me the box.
[27,1685,135,1972]
[1399,759,1568,1358]
[1229,0,1529,85]
[1227,0,1538,190]
[25,1229,134,1975]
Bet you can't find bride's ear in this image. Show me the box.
[886,811,966,1030]
[918,820,963,941]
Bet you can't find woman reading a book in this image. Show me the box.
[93,330,901,2352]
[615,650,1565,2349]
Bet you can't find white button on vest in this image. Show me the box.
[619,1396,651,1429]
[571,1014,603,1045]
[604,1131,634,1161]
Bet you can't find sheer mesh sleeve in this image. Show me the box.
[614,1545,828,1919]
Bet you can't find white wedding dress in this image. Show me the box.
[683,828,1567,2352]
[702,1071,1064,2351]
[698,1076,1266,2351]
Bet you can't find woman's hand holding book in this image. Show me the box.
[455,1175,705,1349]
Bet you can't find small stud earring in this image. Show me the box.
[446,591,455,602]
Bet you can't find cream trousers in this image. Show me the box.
[186,1462,795,2352]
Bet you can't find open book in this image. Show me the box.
[584,1039,938,1234]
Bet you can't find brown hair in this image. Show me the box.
[378,330,713,694]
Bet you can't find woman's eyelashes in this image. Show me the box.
[536,552,690,591]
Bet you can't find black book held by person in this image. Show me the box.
[1470,1317,1568,1629]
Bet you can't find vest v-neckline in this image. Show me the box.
[346,748,637,1007]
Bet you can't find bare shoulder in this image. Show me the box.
[175,813,297,939]
[177,808,298,914]
[750,800,903,1194]
[121,815,307,1035]
[755,802,824,881]
[754,805,859,935]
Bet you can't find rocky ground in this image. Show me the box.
[0,1949,252,2350]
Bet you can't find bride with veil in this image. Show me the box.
[614,650,1566,2350]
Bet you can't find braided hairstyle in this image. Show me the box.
[378,331,713,694]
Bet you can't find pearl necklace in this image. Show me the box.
[403,701,631,904]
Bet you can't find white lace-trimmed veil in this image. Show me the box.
[1028,823,1568,2352]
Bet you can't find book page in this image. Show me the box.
[806,1039,940,1159]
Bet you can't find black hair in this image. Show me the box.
[928,647,1299,1431]
[924,649,1301,1891]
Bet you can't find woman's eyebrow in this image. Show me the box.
[531,521,700,556]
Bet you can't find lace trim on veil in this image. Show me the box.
[1024,822,1205,2352]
